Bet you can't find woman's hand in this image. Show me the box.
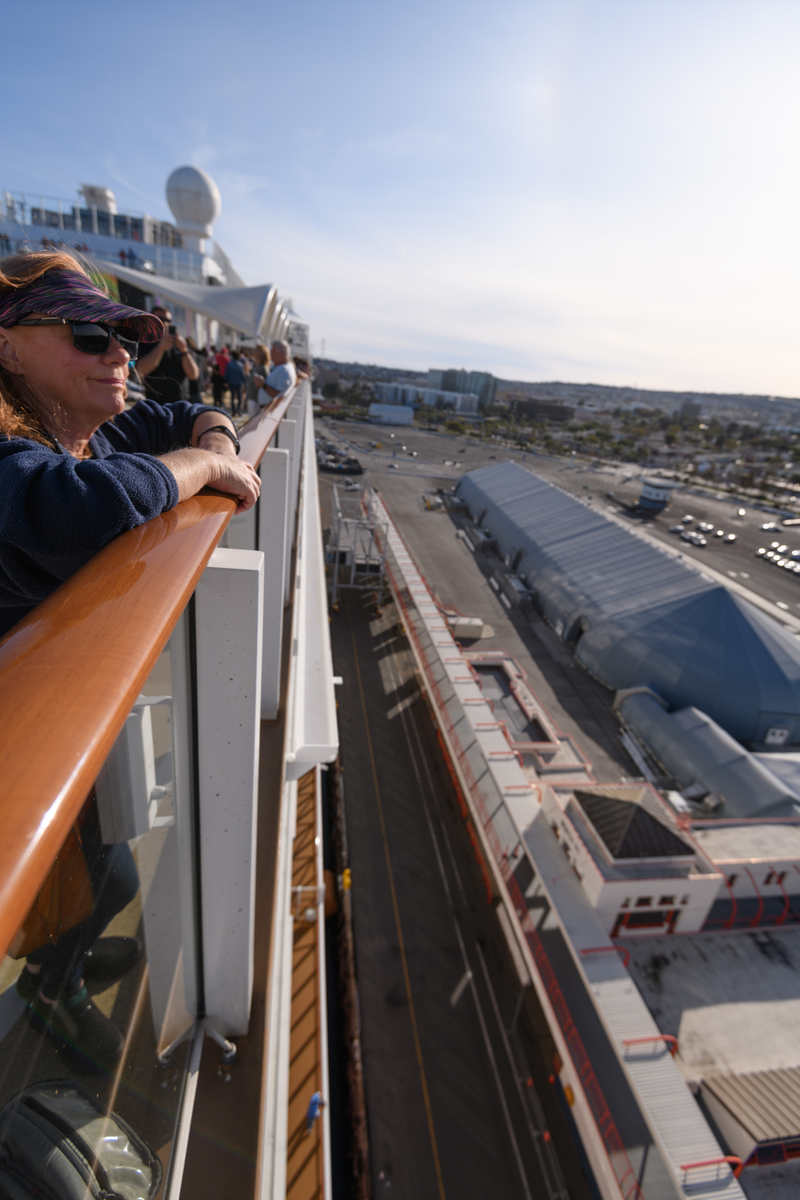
[157,448,261,514]
[205,453,261,513]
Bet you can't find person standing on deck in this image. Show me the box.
[137,304,199,404]
[257,338,297,406]
[224,350,246,417]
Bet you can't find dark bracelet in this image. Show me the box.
[197,425,240,455]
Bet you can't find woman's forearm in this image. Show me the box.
[191,410,236,445]
[157,448,216,503]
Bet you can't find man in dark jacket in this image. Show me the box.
[137,305,199,403]
[224,350,247,416]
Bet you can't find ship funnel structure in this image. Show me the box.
[166,165,221,253]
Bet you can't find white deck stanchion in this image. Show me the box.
[258,447,290,720]
[194,547,264,1036]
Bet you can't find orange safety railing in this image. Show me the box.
[679,1156,743,1180]
[771,865,792,927]
[622,1035,678,1056]
[743,866,765,928]
[580,945,631,970]
[0,388,298,960]
[378,521,644,1200]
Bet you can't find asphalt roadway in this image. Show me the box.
[330,589,591,1200]
[320,419,640,785]
[319,418,800,627]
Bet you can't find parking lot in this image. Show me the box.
[317,418,800,629]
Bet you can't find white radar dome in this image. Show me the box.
[166,166,221,236]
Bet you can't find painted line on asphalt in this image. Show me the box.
[347,601,448,1200]
[449,969,473,1008]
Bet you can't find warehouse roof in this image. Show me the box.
[703,1067,800,1144]
[456,462,800,745]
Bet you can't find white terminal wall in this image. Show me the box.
[543,790,722,935]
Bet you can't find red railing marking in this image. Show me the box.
[744,866,764,927]
[622,1035,678,1057]
[680,1156,743,1180]
[580,945,631,970]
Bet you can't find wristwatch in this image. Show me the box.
[197,425,241,455]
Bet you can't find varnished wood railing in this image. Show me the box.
[0,387,299,959]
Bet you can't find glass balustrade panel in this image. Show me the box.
[0,609,199,1193]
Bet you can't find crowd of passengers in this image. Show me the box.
[0,250,305,1070]
[128,303,309,418]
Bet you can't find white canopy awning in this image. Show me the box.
[95,260,291,340]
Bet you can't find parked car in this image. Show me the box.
[726,533,736,542]
[761,521,779,531]
[715,529,724,537]
[668,525,684,534]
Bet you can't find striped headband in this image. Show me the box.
[0,269,164,342]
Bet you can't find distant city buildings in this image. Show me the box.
[373,381,479,414]
[505,396,575,423]
[679,398,702,421]
[427,368,497,411]
[367,402,414,426]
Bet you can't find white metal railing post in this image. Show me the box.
[258,447,290,719]
[194,547,265,1036]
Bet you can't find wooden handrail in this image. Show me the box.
[0,386,300,959]
[238,386,297,466]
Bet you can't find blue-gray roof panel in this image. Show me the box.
[457,461,800,744]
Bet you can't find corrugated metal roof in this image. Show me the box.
[456,462,800,745]
[620,693,800,819]
[704,1067,800,1143]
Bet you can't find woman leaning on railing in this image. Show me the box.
[0,250,261,1066]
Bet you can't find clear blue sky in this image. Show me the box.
[3,0,799,394]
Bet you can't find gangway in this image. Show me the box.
[327,483,388,607]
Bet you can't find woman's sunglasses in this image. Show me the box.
[15,318,139,362]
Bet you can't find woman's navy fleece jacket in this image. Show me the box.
[0,399,208,638]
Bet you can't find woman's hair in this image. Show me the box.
[0,250,90,446]
[254,344,270,366]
